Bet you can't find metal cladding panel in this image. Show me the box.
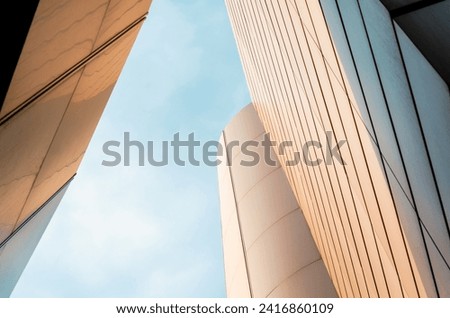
[0,0,151,296]
[16,23,144,226]
[0,181,71,297]
[1,0,152,119]
[225,0,450,297]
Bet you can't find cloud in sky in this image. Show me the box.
[11,0,250,297]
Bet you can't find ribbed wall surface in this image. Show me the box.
[225,0,450,297]
[218,104,337,298]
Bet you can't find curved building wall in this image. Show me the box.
[218,104,337,298]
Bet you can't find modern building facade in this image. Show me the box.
[0,0,152,297]
[218,104,337,297]
[221,0,450,297]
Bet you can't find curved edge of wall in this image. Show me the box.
[218,104,337,298]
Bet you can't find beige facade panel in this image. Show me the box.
[0,0,150,235]
[222,211,249,296]
[218,150,238,237]
[226,0,450,297]
[1,0,151,120]
[229,134,280,202]
[227,260,252,298]
[94,0,152,48]
[246,208,323,297]
[267,259,339,298]
[237,168,299,248]
[16,23,143,226]
[0,71,82,242]
[218,135,250,297]
[218,104,337,298]
[0,0,151,295]
[221,104,265,154]
[1,0,110,116]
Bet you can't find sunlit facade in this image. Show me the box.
[222,0,450,297]
[218,104,337,298]
[0,0,152,297]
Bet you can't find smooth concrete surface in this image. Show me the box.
[94,0,152,48]
[218,104,337,298]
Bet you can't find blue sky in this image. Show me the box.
[12,0,250,297]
